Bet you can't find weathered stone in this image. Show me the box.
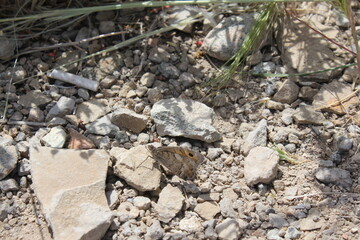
[18,90,52,109]
[0,178,19,192]
[151,98,221,143]
[46,96,75,121]
[76,99,110,124]
[293,106,326,125]
[244,147,279,186]
[41,126,67,148]
[110,146,161,191]
[140,72,155,87]
[133,196,151,210]
[273,79,299,104]
[111,108,148,134]
[144,220,164,240]
[85,114,120,136]
[203,15,254,61]
[312,81,360,115]
[0,37,16,60]
[148,46,170,63]
[315,167,352,188]
[154,184,184,223]
[242,119,267,155]
[179,216,203,233]
[194,202,220,220]
[215,218,241,240]
[30,147,112,240]
[0,146,18,180]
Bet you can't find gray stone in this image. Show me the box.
[148,46,170,63]
[219,198,238,218]
[111,108,148,134]
[77,88,90,100]
[293,106,326,125]
[179,72,197,88]
[86,114,120,136]
[0,146,18,180]
[41,126,67,148]
[0,136,15,146]
[165,6,198,33]
[18,159,31,176]
[76,99,110,124]
[0,178,19,192]
[30,147,112,240]
[18,90,52,109]
[110,146,161,191]
[273,79,299,104]
[55,50,80,72]
[117,202,139,222]
[99,21,115,33]
[269,213,289,228]
[338,137,353,152]
[28,107,45,122]
[244,146,279,186]
[267,229,281,240]
[151,98,221,143]
[299,86,318,100]
[252,62,276,74]
[159,62,180,79]
[242,119,267,155]
[315,167,352,188]
[144,220,164,240]
[46,96,75,121]
[47,117,67,127]
[207,148,224,161]
[215,218,241,240]
[106,190,119,210]
[0,37,16,60]
[285,226,301,239]
[100,76,117,88]
[0,201,11,221]
[203,15,254,61]
[154,184,184,223]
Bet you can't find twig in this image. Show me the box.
[6,121,47,126]
[285,192,360,200]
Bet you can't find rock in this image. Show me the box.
[194,202,220,220]
[278,18,345,81]
[68,128,96,149]
[144,220,164,240]
[47,117,67,127]
[151,98,221,143]
[147,88,163,104]
[315,167,352,188]
[252,62,276,74]
[213,94,227,107]
[269,213,289,228]
[273,79,299,104]
[46,96,75,121]
[117,202,139,222]
[0,145,18,180]
[110,146,161,191]
[140,72,155,87]
[85,114,120,136]
[133,196,151,210]
[267,229,281,240]
[299,212,325,231]
[18,90,52,109]
[242,119,267,155]
[41,126,67,148]
[158,62,180,79]
[0,178,19,192]
[55,50,80,72]
[219,198,238,218]
[18,159,31,176]
[285,226,301,239]
[100,76,117,88]
[215,218,242,240]
[111,108,148,134]
[244,146,279,186]
[178,72,197,88]
[165,6,199,33]
[30,147,112,240]
[207,147,224,161]
[338,137,353,153]
[179,216,203,233]
[154,184,184,223]
[247,51,263,66]
[203,15,254,61]
[148,46,170,63]
[77,88,89,100]
[99,21,115,33]
[312,81,360,115]
[299,86,318,100]
[0,201,11,221]
[0,37,16,60]
[293,106,326,125]
[76,99,110,124]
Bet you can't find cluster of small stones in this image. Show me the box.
[0,2,360,240]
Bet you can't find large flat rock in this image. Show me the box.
[151,98,221,143]
[30,147,112,240]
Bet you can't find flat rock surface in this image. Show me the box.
[151,98,222,143]
[76,99,110,124]
[30,147,112,240]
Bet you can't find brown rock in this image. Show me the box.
[273,79,299,104]
[68,128,95,149]
[111,108,148,134]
